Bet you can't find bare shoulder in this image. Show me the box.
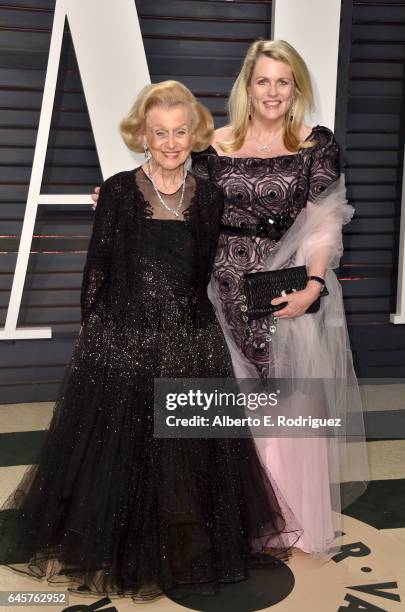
[299,123,314,141]
[212,125,233,152]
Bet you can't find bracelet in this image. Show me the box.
[307,275,325,289]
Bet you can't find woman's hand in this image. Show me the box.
[271,282,321,319]
[91,186,100,210]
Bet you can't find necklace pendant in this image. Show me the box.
[148,161,187,218]
[258,144,270,152]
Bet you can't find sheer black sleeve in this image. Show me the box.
[206,184,225,283]
[192,177,225,312]
[308,128,340,203]
[80,178,117,325]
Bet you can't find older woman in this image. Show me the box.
[0,81,300,602]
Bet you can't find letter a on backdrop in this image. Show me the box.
[0,0,150,340]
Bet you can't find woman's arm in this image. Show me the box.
[271,130,341,318]
[91,186,100,209]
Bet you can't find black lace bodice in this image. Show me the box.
[136,167,197,281]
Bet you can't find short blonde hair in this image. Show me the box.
[120,80,213,153]
[220,39,315,153]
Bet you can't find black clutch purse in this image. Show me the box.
[241,265,329,320]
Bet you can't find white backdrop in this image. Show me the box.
[272,0,342,130]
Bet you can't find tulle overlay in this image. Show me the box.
[0,171,301,601]
[208,175,369,558]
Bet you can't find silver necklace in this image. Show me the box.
[147,161,187,218]
[251,129,282,152]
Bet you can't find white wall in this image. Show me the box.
[272,0,342,129]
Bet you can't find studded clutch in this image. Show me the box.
[241,266,328,320]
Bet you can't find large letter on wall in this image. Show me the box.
[0,0,150,340]
[272,0,342,129]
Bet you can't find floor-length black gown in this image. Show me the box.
[0,167,298,601]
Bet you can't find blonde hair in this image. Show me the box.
[220,39,315,153]
[120,80,213,153]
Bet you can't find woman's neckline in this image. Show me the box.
[139,166,185,195]
[134,166,194,223]
[209,124,319,161]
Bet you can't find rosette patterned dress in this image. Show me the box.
[193,125,345,556]
[192,125,340,377]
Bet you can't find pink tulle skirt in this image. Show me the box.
[255,437,336,555]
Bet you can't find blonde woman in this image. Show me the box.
[192,39,339,370]
[0,81,300,601]
[191,39,367,558]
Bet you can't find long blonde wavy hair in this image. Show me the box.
[220,39,315,153]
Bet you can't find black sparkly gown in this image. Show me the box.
[0,167,298,602]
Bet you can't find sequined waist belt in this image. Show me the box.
[220,212,294,241]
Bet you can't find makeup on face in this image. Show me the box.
[248,55,295,123]
[144,105,192,171]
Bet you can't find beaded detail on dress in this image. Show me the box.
[0,166,301,601]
